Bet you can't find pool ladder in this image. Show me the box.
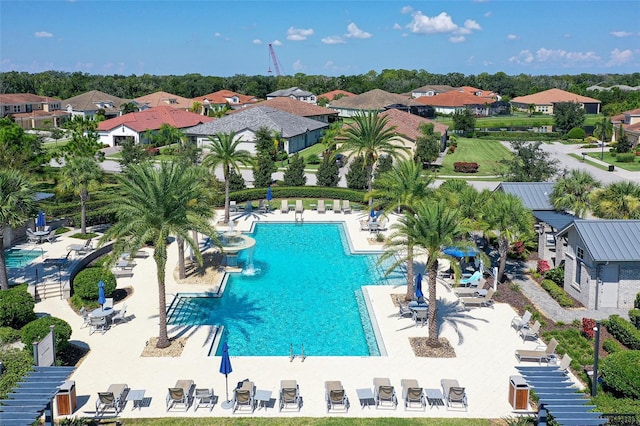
[289,343,306,362]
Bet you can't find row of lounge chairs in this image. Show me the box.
[511,309,541,341]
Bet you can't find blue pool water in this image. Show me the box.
[168,223,404,356]
[4,248,43,268]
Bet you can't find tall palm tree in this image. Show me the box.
[482,192,534,283]
[339,111,408,207]
[373,160,434,300]
[551,170,601,218]
[387,201,467,346]
[593,117,613,159]
[59,156,102,234]
[202,131,253,224]
[0,170,35,290]
[590,181,640,219]
[102,162,218,348]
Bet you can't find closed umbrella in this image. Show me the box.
[219,342,233,409]
[415,273,424,301]
[266,186,273,210]
[36,211,46,230]
[97,280,106,309]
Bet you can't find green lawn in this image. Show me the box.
[439,138,512,177]
[586,152,640,171]
[435,114,602,128]
[568,154,609,171]
[118,418,493,425]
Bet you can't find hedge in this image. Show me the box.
[229,186,367,206]
[0,284,36,329]
[0,348,33,399]
[453,162,479,173]
[603,338,623,354]
[540,279,574,307]
[630,309,640,330]
[0,327,21,345]
[72,267,117,301]
[600,350,640,399]
[20,316,73,353]
[604,315,640,350]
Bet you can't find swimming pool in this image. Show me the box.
[167,223,405,356]
[4,248,44,268]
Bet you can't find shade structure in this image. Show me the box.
[370,209,376,218]
[415,273,424,300]
[442,246,478,258]
[219,342,233,409]
[97,280,106,307]
[36,211,46,228]
[266,186,273,201]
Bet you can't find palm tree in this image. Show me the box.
[202,131,254,224]
[0,170,36,290]
[101,162,218,348]
[590,181,640,219]
[59,156,102,234]
[339,111,408,207]
[391,200,468,346]
[373,160,434,301]
[593,117,613,160]
[551,170,601,218]
[482,192,534,283]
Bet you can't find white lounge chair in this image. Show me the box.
[166,379,195,411]
[333,199,341,213]
[342,200,352,213]
[325,380,348,412]
[96,383,128,414]
[280,199,289,213]
[279,380,301,411]
[317,199,326,213]
[512,310,532,330]
[441,379,467,409]
[295,200,303,214]
[516,338,559,363]
[519,320,541,342]
[401,379,425,410]
[373,377,397,408]
[233,380,255,413]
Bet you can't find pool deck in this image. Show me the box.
[20,208,572,420]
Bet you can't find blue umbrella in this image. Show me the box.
[219,342,233,408]
[36,211,46,229]
[266,186,273,201]
[370,209,376,218]
[97,280,106,308]
[443,246,478,258]
[415,273,424,301]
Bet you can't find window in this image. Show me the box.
[575,260,582,287]
[576,247,584,260]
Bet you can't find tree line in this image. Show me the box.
[1,70,639,115]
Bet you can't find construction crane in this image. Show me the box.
[268,43,282,76]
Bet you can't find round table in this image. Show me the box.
[90,307,115,318]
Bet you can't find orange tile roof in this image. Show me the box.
[379,109,449,142]
[239,97,338,117]
[0,93,62,104]
[317,90,355,100]
[415,91,493,107]
[97,106,213,132]
[192,90,258,106]
[512,88,600,105]
[611,107,640,123]
[134,91,193,110]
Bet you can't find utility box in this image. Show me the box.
[509,375,529,410]
[56,380,77,416]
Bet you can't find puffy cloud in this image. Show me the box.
[507,34,519,40]
[292,59,304,71]
[214,32,221,38]
[346,22,372,39]
[35,31,53,38]
[510,48,602,67]
[606,48,633,66]
[484,11,492,17]
[406,11,457,34]
[252,39,262,45]
[509,50,534,64]
[449,36,466,43]
[271,40,282,46]
[287,27,314,41]
[321,36,346,45]
[610,31,633,38]
[464,19,481,31]
[393,23,402,30]
[400,6,413,14]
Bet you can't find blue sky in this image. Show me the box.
[1,1,638,77]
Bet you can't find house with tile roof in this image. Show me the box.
[328,89,433,118]
[63,90,130,120]
[134,91,194,111]
[410,85,456,98]
[191,90,259,115]
[511,88,601,115]
[317,90,355,102]
[185,106,328,155]
[378,109,449,156]
[414,91,500,116]
[611,107,640,148]
[0,93,69,129]
[555,220,640,310]
[266,87,316,104]
[96,106,213,147]
[240,97,338,123]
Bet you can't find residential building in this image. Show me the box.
[511,88,601,115]
[410,85,456,98]
[134,91,194,111]
[192,90,259,115]
[415,91,497,116]
[240,97,338,123]
[378,108,449,155]
[186,106,327,154]
[611,107,640,148]
[0,93,68,129]
[317,90,355,102]
[266,87,316,104]
[96,106,213,147]
[328,89,432,118]
[62,90,130,120]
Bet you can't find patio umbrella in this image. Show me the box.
[219,342,233,409]
[266,186,273,209]
[97,280,106,309]
[415,273,424,301]
[442,246,478,258]
[36,211,46,230]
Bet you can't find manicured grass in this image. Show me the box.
[118,418,492,425]
[434,114,602,128]
[567,154,609,171]
[439,138,512,177]
[586,152,640,171]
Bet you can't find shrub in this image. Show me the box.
[72,267,116,301]
[567,127,586,139]
[0,327,20,345]
[582,317,596,339]
[603,338,623,354]
[55,227,70,235]
[306,153,321,165]
[20,316,73,353]
[159,146,177,156]
[537,259,551,275]
[448,145,456,154]
[540,279,574,307]
[600,350,640,399]
[635,292,640,309]
[630,309,640,330]
[616,153,636,163]
[453,162,479,173]
[604,315,640,350]
[0,284,36,329]
[0,348,33,399]
[545,265,564,286]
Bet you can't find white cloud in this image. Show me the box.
[214,32,221,38]
[509,50,535,64]
[483,60,492,66]
[292,59,304,71]
[346,22,372,39]
[35,31,53,38]
[449,36,466,43]
[484,11,492,17]
[406,11,457,34]
[393,23,402,30]
[272,40,282,46]
[75,62,94,70]
[252,39,262,45]
[510,48,601,66]
[610,31,633,38]
[323,61,334,69]
[464,19,481,31]
[287,27,314,41]
[606,48,633,66]
[400,6,413,14]
[507,34,519,40]
[321,36,346,45]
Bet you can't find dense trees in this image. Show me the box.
[500,141,560,182]
[414,123,442,167]
[452,108,476,135]
[553,102,586,135]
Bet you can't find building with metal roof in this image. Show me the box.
[496,182,556,211]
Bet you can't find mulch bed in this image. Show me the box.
[141,337,188,357]
[410,337,456,358]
